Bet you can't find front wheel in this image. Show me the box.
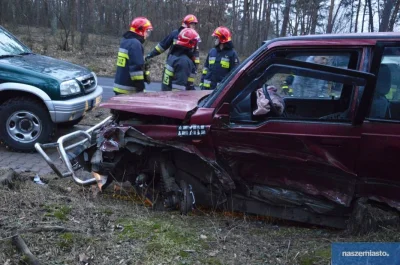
[179,180,195,215]
[0,97,55,152]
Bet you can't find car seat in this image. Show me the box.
[370,64,392,119]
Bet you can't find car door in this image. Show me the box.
[356,42,400,209]
[210,58,375,208]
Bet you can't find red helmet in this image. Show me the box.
[212,26,232,43]
[129,17,153,37]
[182,14,198,27]
[176,28,200,49]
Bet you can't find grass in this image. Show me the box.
[102,208,114,216]
[298,247,331,265]
[58,232,75,249]
[116,216,207,261]
[43,204,72,221]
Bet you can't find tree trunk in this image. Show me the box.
[379,0,394,31]
[326,0,335,33]
[331,0,344,33]
[232,0,236,36]
[50,1,57,36]
[280,0,291,36]
[293,9,299,35]
[275,3,280,36]
[362,0,367,32]
[349,0,354,32]
[355,0,362,32]
[265,0,272,39]
[389,0,400,31]
[367,0,374,32]
[257,0,263,43]
[241,0,249,52]
[70,0,77,48]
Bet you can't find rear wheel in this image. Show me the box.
[0,97,55,152]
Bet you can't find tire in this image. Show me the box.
[58,116,84,128]
[0,97,55,153]
[179,180,194,215]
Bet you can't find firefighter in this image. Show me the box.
[161,28,200,91]
[113,17,153,95]
[282,74,294,96]
[200,26,239,90]
[145,14,200,69]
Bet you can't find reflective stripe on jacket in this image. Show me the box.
[149,27,200,69]
[200,46,239,90]
[161,50,196,91]
[113,32,145,94]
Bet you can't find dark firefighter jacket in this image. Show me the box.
[200,42,239,90]
[161,47,196,91]
[113,31,149,94]
[148,26,200,68]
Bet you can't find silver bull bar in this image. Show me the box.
[34,116,112,185]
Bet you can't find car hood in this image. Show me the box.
[100,90,212,120]
[0,54,89,81]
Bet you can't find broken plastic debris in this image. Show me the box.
[33,174,45,185]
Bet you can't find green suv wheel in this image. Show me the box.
[0,97,55,152]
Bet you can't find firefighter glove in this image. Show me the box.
[145,54,152,62]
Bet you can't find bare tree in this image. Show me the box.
[379,0,395,31]
[1,0,400,56]
[367,0,374,31]
[280,0,291,36]
[326,0,335,33]
[354,0,362,32]
[389,0,400,30]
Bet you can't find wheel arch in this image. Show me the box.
[0,83,54,112]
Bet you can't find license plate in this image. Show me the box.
[94,95,102,106]
[85,95,102,111]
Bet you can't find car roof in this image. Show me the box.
[262,32,400,46]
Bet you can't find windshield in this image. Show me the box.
[199,42,270,107]
[0,27,31,57]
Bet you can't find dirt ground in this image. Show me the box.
[1,168,400,265]
[2,25,400,265]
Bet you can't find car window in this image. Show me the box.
[367,47,400,121]
[230,64,364,124]
[281,53,352,99]
[0,28,30,56]
[287,53,351,68]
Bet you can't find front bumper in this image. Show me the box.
[34,116,112,185]
[49,85,103,123]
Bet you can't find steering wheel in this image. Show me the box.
[261,84,286,117]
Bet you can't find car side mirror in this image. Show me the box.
[213,102,230,127]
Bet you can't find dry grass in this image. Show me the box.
[1,171,399,265]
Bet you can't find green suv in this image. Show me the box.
[0,26,103,152]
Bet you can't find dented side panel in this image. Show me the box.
[356,122,400,211]
[211,121,362,207]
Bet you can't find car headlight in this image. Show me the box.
[60,80,81,96]
[91,71,98,87]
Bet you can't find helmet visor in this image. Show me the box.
[145,29,152,38]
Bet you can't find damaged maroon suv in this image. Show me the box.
[36,32,400,229]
